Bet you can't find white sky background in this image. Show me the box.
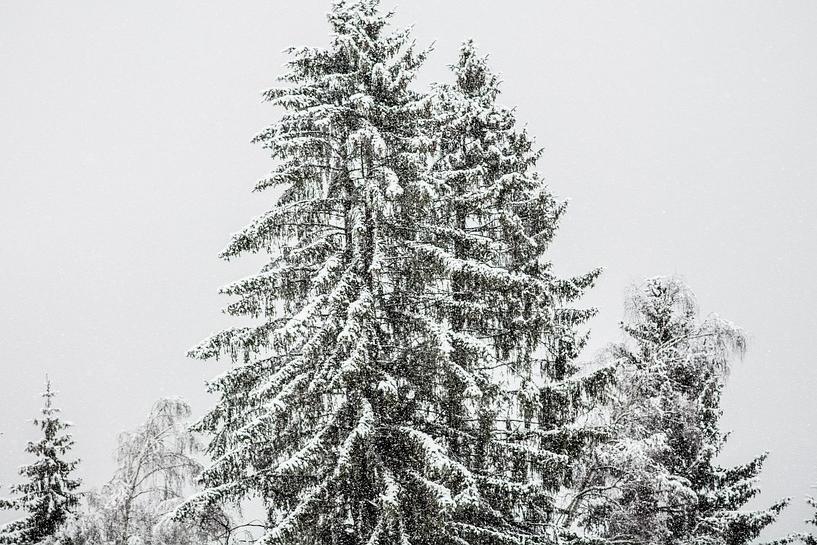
[1,0,815,538]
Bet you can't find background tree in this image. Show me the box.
[0,378,81,544]
[46,397,232,545]
[585,277,787,544]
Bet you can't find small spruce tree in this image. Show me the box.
[0,378,81,545]
[175,1,472,544]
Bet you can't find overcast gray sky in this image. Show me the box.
[1,0,816,538]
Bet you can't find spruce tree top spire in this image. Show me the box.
[450,40,498,99]
[329,0,385,32]
[0,377,81,545]
[42,373,56,412]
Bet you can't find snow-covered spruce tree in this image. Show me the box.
[0,378,80,544]
[174,1,480,544]
[421,41,607,541]
[178,2,606,543]
[589,277,787,545]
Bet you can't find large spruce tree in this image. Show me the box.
[589,277,787,544]
[177,1,466,542]
[0,378,81,544]
[178,2,602,544]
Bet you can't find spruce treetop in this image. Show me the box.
[0,377,81,545]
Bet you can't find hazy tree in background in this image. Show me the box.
[0,378,80,544]
[46,397,231,545]
[586,277,787,544]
